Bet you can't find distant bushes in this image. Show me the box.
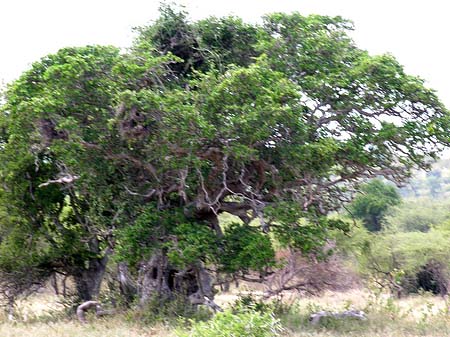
[386,198,450,232]
[339,221,450,296]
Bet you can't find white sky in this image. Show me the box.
[1,0,449,106]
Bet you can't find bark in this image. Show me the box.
[188,266,214,304]
[50,274,59,295]
[62,275,68,297]
[76,301,99,324]
[73,251,110,301]
[203,297,223,312]
[76,300,114,324]
[137,211,220,307]
[7,296,14,321]
[117,262,137,305]
[138,250,216,308]
[138,252,171,305]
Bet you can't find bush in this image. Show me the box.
[416,260,448,295]
[177,307,283,337]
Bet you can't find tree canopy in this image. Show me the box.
[0,4,448,304]
[350,179,401,232]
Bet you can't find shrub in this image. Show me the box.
[177,307,283,337]
[416,260,448,295]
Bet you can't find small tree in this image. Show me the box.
[350,179,401,231]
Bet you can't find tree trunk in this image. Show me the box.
[73,252,110,301]
[50,273,59,295]
[137,211,220,306]
[187,265,215,304]
[138,249,215,307]
[138,251,171,305]
[6,296,14,321]
[117,262,137,305]
[62,275,68,297]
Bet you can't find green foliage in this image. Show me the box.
[195,16,260,70]
[132,3,202,78]
[168,222,219,268]
[1,4,449,304]
[265,203,349,254]
[383,231,450,273]
[386,198,450,232]
[220,224,276,273]
[0,44,128,300]
[350,179,401,231]
[116,208,276,274]
[345,223,450,294]
[115,204,218,269]
[177,307,283,337]
[231,294,294,318]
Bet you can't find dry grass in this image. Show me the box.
[2,289,450,336]
[280,289,450,337]
[0,319,173,337]
[287,332,450,337]
[0,292,174,337]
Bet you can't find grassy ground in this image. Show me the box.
[0,319,172,337]
[280,290,450,337]
[1,289,450,336]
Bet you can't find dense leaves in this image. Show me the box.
[350,179,401,231]
[0,5,448,302]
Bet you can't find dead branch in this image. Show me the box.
[310,310,367,325]
[264,249,359,298]
[203,296,223,312]
[39,174,79,188]
[76,301,114,324]
[77,301,99,324]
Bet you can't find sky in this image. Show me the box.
[1,0,449,106]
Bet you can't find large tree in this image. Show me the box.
[0,5,448,305]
